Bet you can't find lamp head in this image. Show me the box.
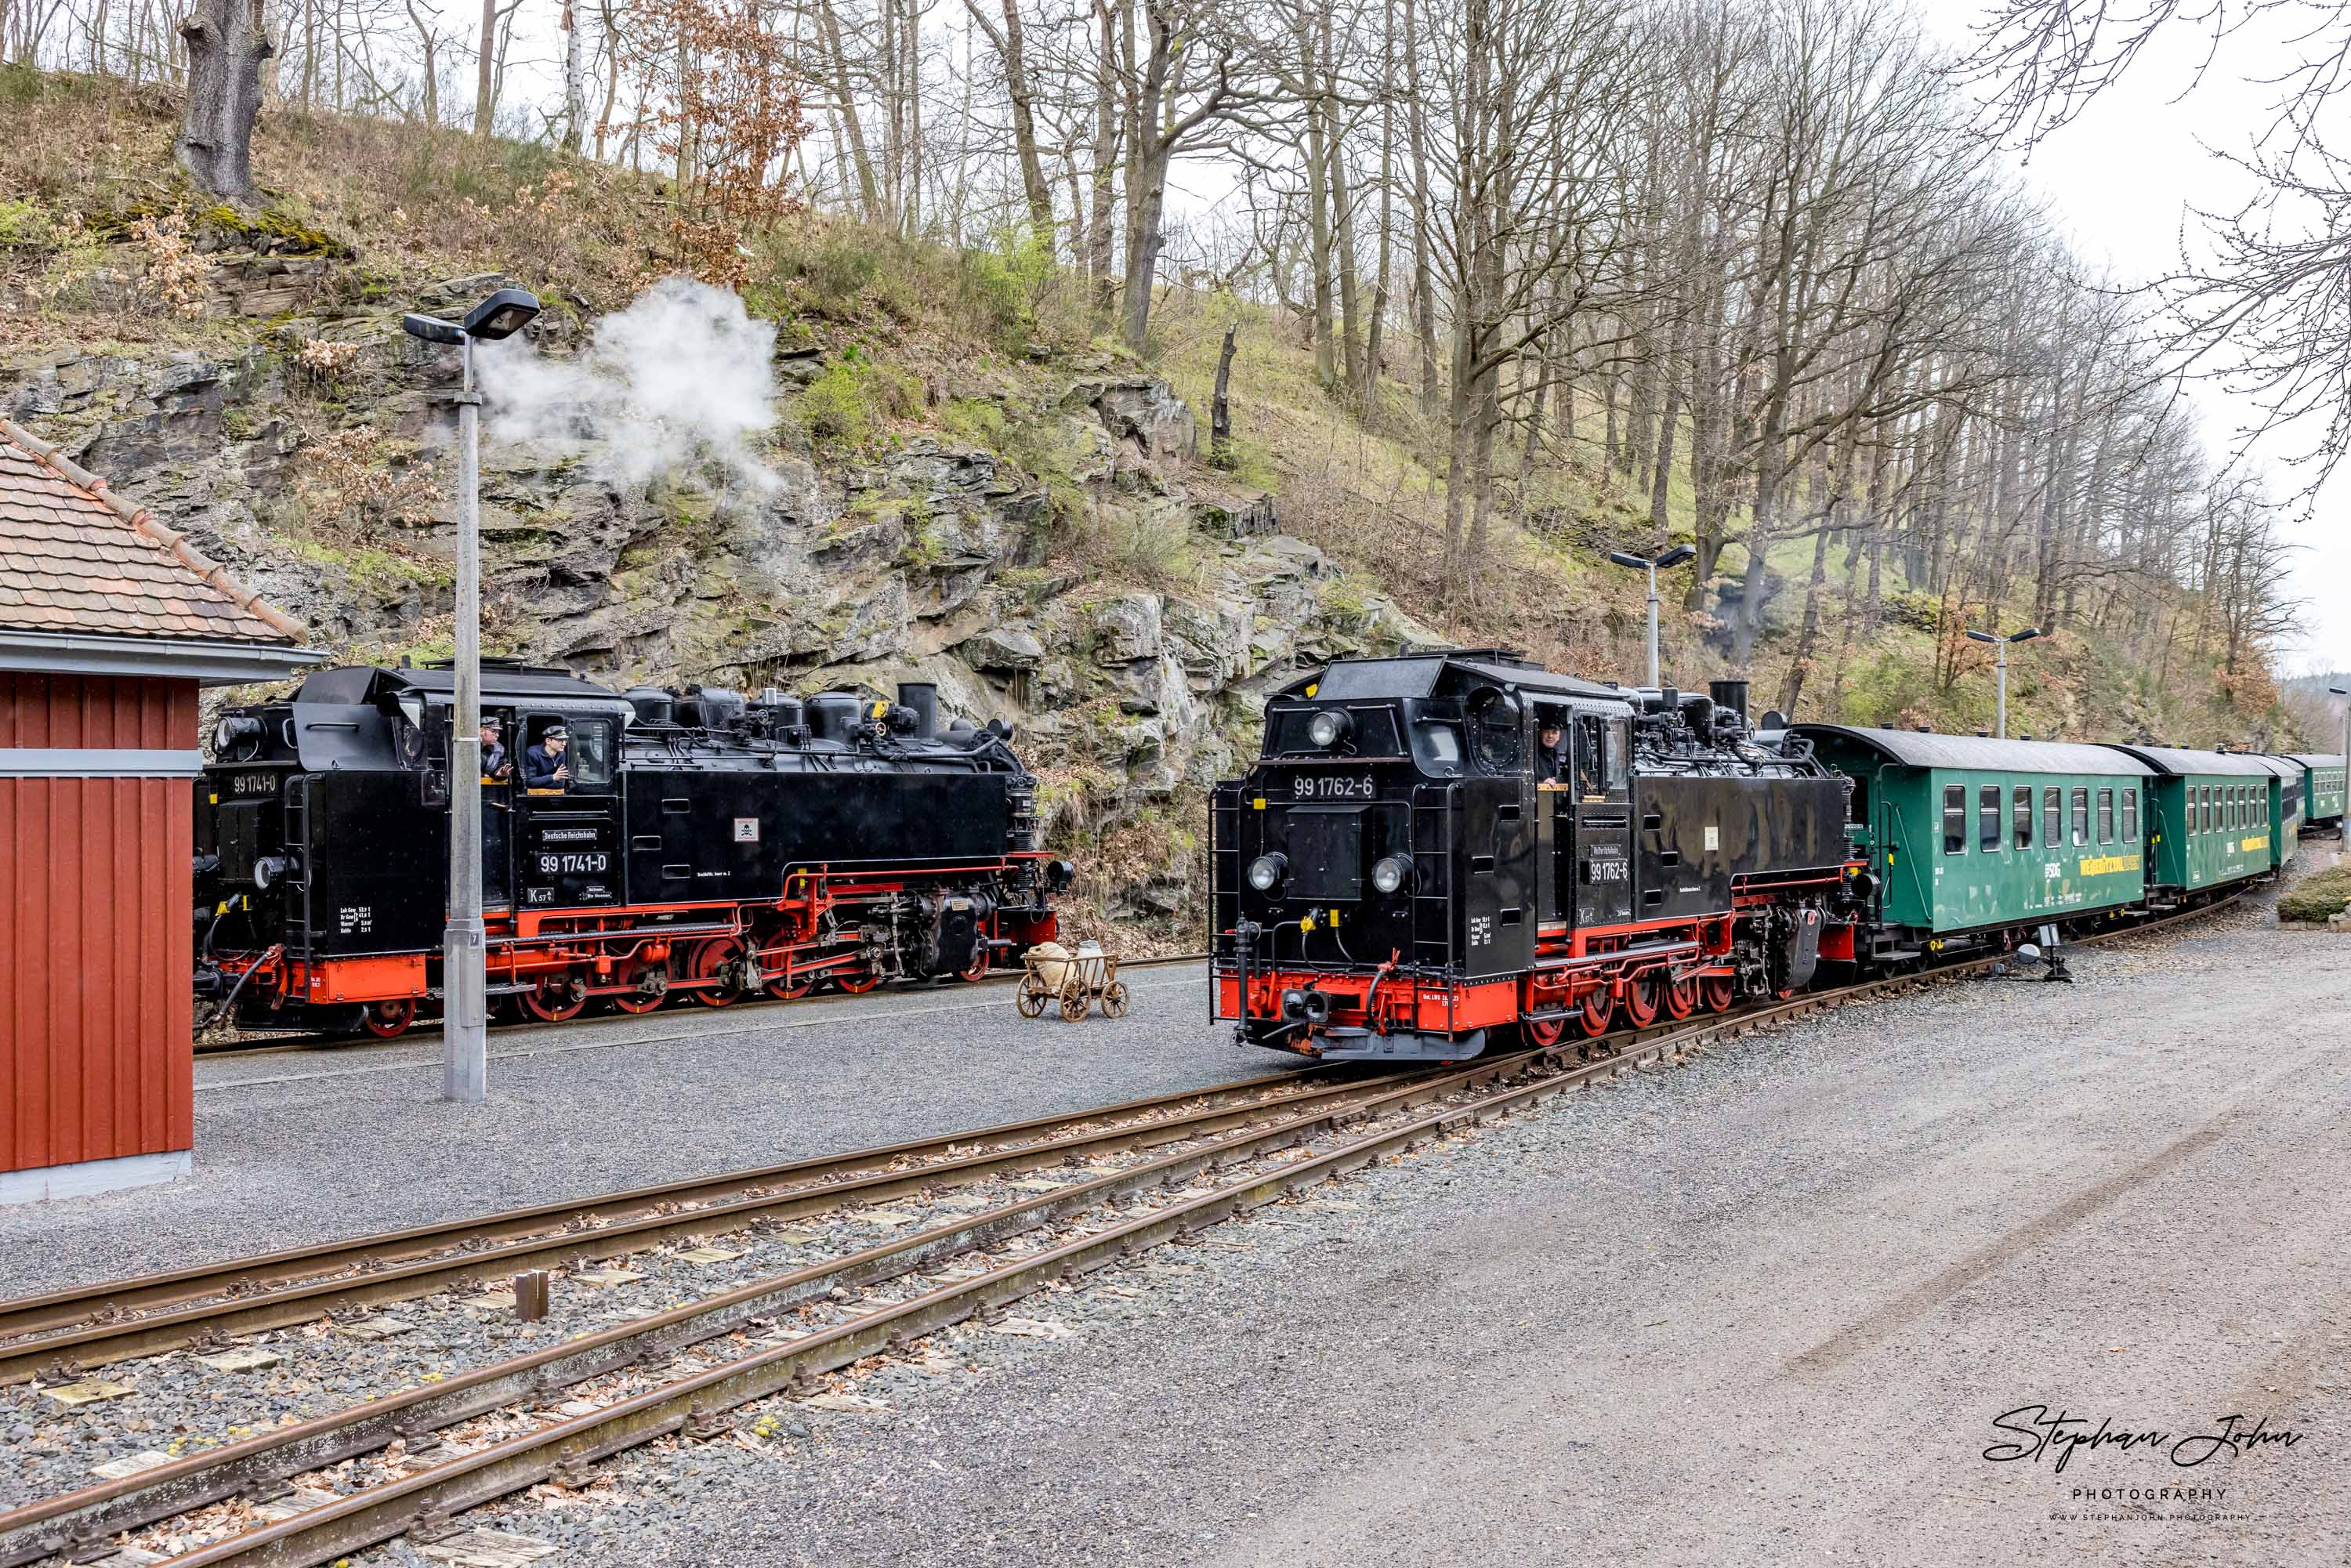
[1964,629,1996,645]
[1654,544,1696,569]
[462,287,542,341]
[2010,627,2042,643]
[1606,551,1647,570]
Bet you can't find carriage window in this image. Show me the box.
[2044,786,2061,849]
[2013,787,2033,849]
[1980,784,2001,851]
[1943,784,1967,854]
[2122,788,2137,842]
[2070,787,2089,846]
[2097,788,2114,844]
[2201,786,2213,832]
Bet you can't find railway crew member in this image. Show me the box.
[480,718,510,783]
[523,724,571,790]
[1538,721,1570,783]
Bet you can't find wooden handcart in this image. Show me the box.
[1017,947,1131,1022]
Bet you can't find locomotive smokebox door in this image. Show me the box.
[1285,806,1366,900]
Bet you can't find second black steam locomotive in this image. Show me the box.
[1212,650,1860,1061]
[196,660,1067,1037]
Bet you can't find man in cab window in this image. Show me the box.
[1537,720,1570,784]
[480,717,511,783]
[523,724,571,790]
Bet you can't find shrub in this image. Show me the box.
[2278,862,2351,923]
[798,353,922,444]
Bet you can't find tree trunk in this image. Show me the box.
[560,0,585,153]
[1212,324,1237,454]
[176,0,272,206]
[471,0,493,133]
[818,0,881,220]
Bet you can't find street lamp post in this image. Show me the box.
[1606,545,1696,688]
[401,288,542,1104]
[1964,625,2042,740]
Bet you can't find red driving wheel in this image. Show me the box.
[360,998,416,1038]
[1621,973,1661,1027]
[1662,975,1698,1021]
[610,958,668,1014]
[1578,987,1613,1037]
[835,961,883,994]
[520,972,586,1022]
[958,946,991,983]
[687,937,745,1007]
[1701,974,1736,1012]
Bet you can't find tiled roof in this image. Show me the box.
[0,417,302,645]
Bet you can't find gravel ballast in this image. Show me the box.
[339,878,2350,1566]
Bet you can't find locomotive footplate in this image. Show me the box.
[1313,1025,1491,1063]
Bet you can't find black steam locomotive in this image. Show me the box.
[1212,650,1861,1061]
[195,660,1067,1037]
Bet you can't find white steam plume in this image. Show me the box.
[476,276,780,493]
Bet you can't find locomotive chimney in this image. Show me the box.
[1708,679,1750,727]
[897,682,938,741]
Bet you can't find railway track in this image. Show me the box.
[0,896,2235,1568]
[192,952,1213,1057]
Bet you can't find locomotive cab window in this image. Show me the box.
[2097,788,2114,844]
[2122,788,2138,842]
[522,716,612,792]
[2070,787,2089,846]
[1605,718,1631,791]
[1574,715,1609,797]
[1466,690,1521,776]
[1943,784,1967,854]
[2013,786,2033,849]
[1979,784,2001,851]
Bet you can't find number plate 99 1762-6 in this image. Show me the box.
[1291,775,1375,800]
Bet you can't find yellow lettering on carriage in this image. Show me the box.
[2078,853,2141,876]
[2240,835,2269,853]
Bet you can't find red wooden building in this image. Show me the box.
[2,417,323,1203]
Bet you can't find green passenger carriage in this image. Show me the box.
[1791,726,2150,960]
[2282,754,2346,827]
[2248,755,2304,871]
[2096,746,2278,898]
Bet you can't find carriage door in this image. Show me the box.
[1571,712,1634,926]
[515,714,621,910]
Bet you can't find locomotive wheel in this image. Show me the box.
[1016,974,1050,1019]
[359,998,417,1039]
[1701,975,1736,1012]
[1578,989,1613,1037]
[958,948,991,984]
[765,968,816,1001]
[611,961,668,1015]
[1621,974,1661,1027]
[521,975,587,1023]
[1101,981,1131,1019]
[1523,1012,1567,1048]
[835,965,883,994]
[687,938,746,1007]
[1662,975,1699,1021]
[1059,986,1089,1022]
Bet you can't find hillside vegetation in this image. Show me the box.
[0,65,2334,940]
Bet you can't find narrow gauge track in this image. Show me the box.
[192,952,1212,1058]
[0,896,2235,1568]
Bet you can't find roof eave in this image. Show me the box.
[0,628,330,685]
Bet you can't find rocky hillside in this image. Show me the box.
[3,261,1439,948]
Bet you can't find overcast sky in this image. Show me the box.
[1933,5,2351,679]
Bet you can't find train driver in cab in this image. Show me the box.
[480,717,511,783]
[1538,719,1570,784]
[523,722,572,790]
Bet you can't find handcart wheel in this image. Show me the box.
[1060,985,1089,1022]
[1017,975,1049,1019]
[1101,980,1130,1019]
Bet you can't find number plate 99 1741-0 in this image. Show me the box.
[1291,775,1375,800]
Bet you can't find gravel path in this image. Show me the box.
[0,967,1255,1302]
[288,870,2351,1568]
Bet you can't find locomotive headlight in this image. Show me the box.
[252,854,289,890]
[1247,853,1288,892]
[1307,709,1353,749]
[1371,856,1412,895]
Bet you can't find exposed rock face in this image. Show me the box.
[2,308,1442,937]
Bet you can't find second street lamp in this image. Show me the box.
[1964,625,2041,740]
[401,286,541,1105]
[1606,545,1696,688]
